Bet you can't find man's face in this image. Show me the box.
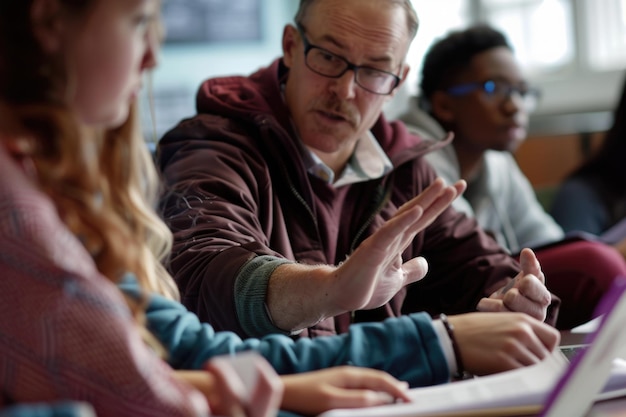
[282,0,410,161]
[437,47,531,154]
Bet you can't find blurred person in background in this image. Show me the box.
[551,72,626,260]
[400,24,626,330]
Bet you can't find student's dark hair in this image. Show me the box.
[568,72,626,224]
[419,24,512,110]
[295,0,419,42]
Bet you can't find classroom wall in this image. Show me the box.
[514,131,606,211]
[516,132,605,188]
[145,0,622,198]
[145,1,624,138]
[142,0,298,143]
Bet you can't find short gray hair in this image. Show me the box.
[294,0,419,41]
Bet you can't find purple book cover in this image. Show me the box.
[540,275,626,416]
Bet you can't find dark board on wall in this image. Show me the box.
[162,0,262,43]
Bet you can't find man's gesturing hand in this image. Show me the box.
[330,178,467,312]
[477,248,551,321]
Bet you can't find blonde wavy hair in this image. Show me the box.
[0,0,179,302]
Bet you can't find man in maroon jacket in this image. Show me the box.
[157,0,556,339]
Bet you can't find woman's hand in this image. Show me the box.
[176,353,283,417]
[279,366,410,416]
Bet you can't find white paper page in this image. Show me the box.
[598,358,626,400]
[318,353,626,417]
[570,316,601,334]
[318,352,567,417]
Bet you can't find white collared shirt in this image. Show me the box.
[306,131,393,187]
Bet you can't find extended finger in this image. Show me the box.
[530,320,561,351]
[325,388,399,409]
[361,181,460,272]
[341,371,411,403]
[395,178,447,217]
[395,178,464,220]
[507,338,547,367]
[371,205,425,256]
[405,182,465,236]
[391,180,465,252]
[328,367,411,401]
[389,186,460,256]
[353,202,424,267]
[519,248,545,284]
[521,330,559,363]
[510,320,558,365]
[510,317,555,363]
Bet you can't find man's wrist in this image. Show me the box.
[234,255,294,336]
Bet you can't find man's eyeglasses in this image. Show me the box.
[446,79,541,112]
[296,24,401,95]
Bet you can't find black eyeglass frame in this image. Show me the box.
[295,24,401,96]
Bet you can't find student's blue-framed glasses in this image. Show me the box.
[446,79,541,112]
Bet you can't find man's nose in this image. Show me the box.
[330,70,357,100]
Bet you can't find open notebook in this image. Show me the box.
[319,276,626,417]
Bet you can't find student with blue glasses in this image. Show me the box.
[400,23,626,330]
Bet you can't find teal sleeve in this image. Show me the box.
[118,275,450,388]
[0,403,95,417]
[234,255,294,337]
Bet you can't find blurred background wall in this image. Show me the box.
[143,0,298,144]
[144,0,626,200]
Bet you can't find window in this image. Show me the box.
[478,0,626,114]
[162,0,262,43]
[581,0,626,71]
[482,0,626,74]
[482,0,575,75]
[406,0,471,95]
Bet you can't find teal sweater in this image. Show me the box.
[119,274,450,387]
[2,276,449,417]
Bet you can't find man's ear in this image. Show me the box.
[430,91,456,123]
[385,63,411,101]
[282,24,298,69]
[30,0,65,54]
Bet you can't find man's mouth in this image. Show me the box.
[320,110,347,122]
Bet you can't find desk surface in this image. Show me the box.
[560,330,589,346]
